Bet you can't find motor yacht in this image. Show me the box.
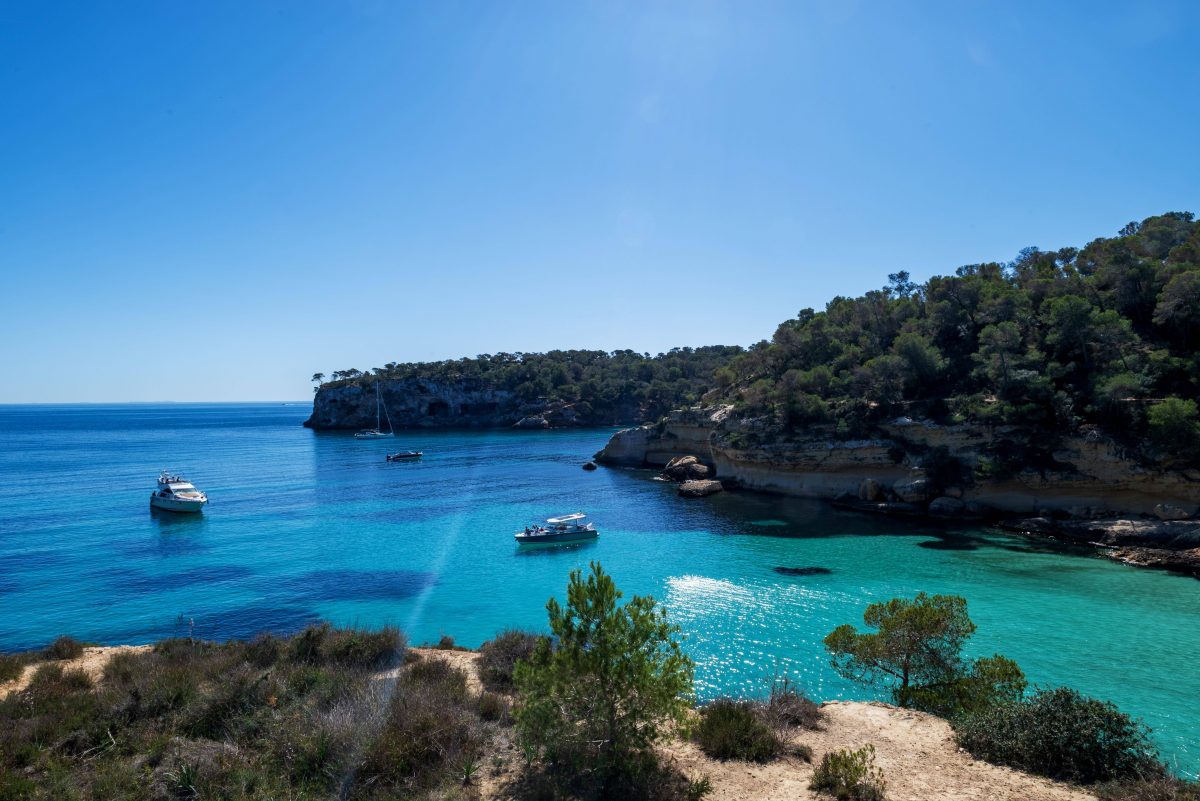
[150,472,208,513]
[515,512,598,544]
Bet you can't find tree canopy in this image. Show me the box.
[719,212,1200,466]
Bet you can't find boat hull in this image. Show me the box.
[150,494,206,513]
[514,529,598,545]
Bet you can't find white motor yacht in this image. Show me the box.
[515,512,598,544]
[150,472,208,513]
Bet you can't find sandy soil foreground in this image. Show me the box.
[2,645,1096,801]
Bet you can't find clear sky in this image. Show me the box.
[1,1,1197,402]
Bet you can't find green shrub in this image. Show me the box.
[26,664,93,701]
[357,658,483,794]
[43,636,85,661]
[693,699,780,762]
[246,632,282,667]
[322,625,404,669]
[955,687,1159,783]
[1096,775,1200,801]
[479,628,540,691]
[810,744,887,801]
[478,690,510,723]
[0,653,27,683]
[765,676,823,731]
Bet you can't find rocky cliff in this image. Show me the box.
[596,406,1200,574]
[305,379,644,430]
[307,378,648,429]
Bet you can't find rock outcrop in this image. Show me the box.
[596,406,1200,574]
[306,379,644,430]
[679,479,724,498]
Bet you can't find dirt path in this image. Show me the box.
[0,645,152,699]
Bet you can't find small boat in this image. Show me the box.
[150,472,208,513]
[387,451,423,461]
[355,383,395,439]
[515,512,598,545]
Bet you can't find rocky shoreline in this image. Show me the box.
[596,406,1200,578]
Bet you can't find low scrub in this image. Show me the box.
[764,676,823,732]
[42,635,85,661]
[0,624,516,800]
[693,699,781,762]
[955,687,1159,784]
[1096,776,1200,801]
[810,744,887,801]
[479,628,540,691]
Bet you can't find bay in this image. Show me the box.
[0,403,1195,774]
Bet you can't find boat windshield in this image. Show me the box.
[168,483,196,492]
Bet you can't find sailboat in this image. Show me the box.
[354,383,394,439]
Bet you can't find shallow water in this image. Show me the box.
[1,403,1196,773]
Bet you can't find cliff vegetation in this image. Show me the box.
[716,212,1200,469]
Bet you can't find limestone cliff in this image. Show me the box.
[597,408,1200,516]
[305,379,643,430]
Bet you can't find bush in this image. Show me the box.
[479,629,540,691]
[810,745,887,801]
[357,658,483,794]
[322,626,404,669]
[25,664,93,701]
[955,687,1159,783]
[1096,776,1200,801]
[0,653,27,683]
[478,691,510,723]
[764,676,823,732]
[693,699,780,762]
[43,636,85,661]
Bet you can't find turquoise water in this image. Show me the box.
[1,404,1196,774]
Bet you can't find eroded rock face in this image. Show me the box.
[893,477,933,503]
[858,478,883,501]
[1155,502,1198,521]
[306,380,644,430]
[678,479,724,498]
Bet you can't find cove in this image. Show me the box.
[0,403,1195,774]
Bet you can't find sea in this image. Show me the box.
[0,403,1196,774]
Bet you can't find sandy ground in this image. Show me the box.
[0,645,152,698]
[1,645,1096,800]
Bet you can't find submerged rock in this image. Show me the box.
[678,479,723,498]
[928,497,965,517]
[773,566,833,576]
[1155,502,1197,521]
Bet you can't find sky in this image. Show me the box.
[1,1,1197,402]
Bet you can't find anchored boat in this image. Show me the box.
[355,383,394,439]
[150,472,208,513]
[515,513,598,545]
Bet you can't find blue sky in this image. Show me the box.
[1,1,1197,402]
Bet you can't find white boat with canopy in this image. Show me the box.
[514,512,598,544]
[355,383,394,439]
[150,472,208,513]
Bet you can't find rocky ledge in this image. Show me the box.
[595,406,1200,576]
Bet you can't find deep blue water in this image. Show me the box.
[1,403,1196,773]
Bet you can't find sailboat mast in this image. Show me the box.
[375,383,381,431]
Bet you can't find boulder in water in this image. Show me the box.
[678,479,723,498]
[1155,502,1197,521]
[582,461,597,471]
[928,497,965,517]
